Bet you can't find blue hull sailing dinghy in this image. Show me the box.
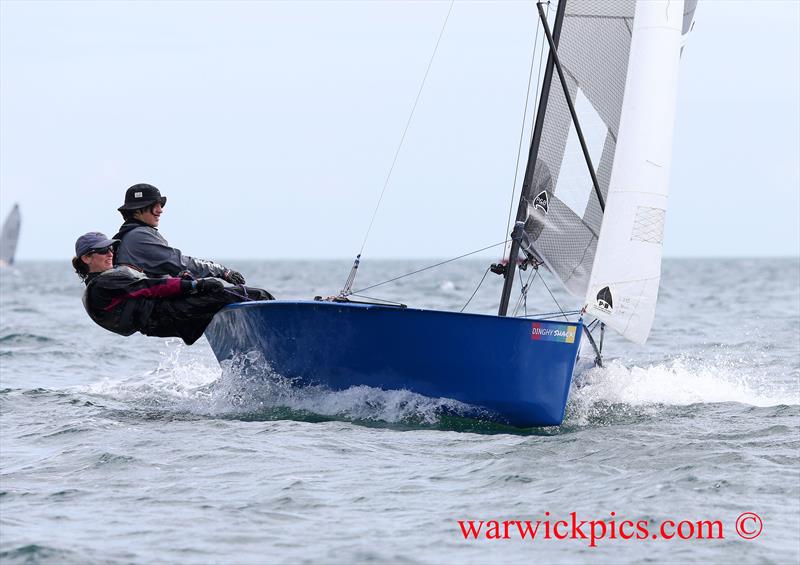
[205,0,697,427]
[206,302,582,425]
[0,203,21,268]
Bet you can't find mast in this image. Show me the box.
[498,0,567,316]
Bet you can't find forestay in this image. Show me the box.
[584,0,696,344]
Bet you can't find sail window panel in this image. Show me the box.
[566,0,635,19]
[521,192,598,297]
[521,0,636,298]
[557,14,634,136]
[584,134,616,234]
[555,90,606,220]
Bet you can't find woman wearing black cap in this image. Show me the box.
[113,183,246,285]
[73,231,273,345]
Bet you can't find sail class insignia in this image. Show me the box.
[533,190,549,214]
[595,286,613,312]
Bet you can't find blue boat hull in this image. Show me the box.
[204,301,582,427]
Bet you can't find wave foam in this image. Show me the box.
[203,351,483,424]
[83,342,799,429]
[570,356,798,410]
[84,345,481,425]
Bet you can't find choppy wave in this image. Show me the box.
[565,355,799,426]
[77,338,800,433]
[0,332,55,344]
[82,346,488,428]
[573,356,798,407]
[0,544,79,565]
[3,260,799,564]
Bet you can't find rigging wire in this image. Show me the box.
[512,263,538,317]
[518,309,581,320]
[532,2,552,136]
[460,266,491,313]
[538,270,570,321]
[503,1,550,254]
[356,0,455,258]
[520,267,529,317]
[339,2,569,320]
[352,240,508,295]
[348,293,406,306]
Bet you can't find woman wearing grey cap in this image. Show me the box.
[113,183,246,285]
[72,231,273,345]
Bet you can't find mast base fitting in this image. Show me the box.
[490,263,507,276]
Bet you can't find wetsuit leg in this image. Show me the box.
[143,286,273,345]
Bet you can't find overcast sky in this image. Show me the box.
[1,0,798,261]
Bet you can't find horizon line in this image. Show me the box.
[7,255,800,263]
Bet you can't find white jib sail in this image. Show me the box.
[583,0,685,345]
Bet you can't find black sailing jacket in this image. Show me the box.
[113,220,229,279]
[82,265,196,340]
[82,266,271,345]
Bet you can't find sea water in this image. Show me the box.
[1,258,798,564]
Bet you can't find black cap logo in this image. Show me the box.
[533,190,549,214]
[596,286,613,312]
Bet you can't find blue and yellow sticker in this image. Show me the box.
[530,321,576,344]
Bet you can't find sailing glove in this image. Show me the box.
[194,278,224,295]
[222,269,246,285]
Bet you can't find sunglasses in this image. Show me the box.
[87,246,114,256]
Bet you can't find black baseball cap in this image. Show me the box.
[75,232,119,257]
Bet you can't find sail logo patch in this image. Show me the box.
[594,286,613,313]
[533,190,549,214]
[531,322,576,344]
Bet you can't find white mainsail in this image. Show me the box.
[583,0,691,344]
[0,203,21,266]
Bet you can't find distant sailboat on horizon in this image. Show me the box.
[0,204,21,267]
